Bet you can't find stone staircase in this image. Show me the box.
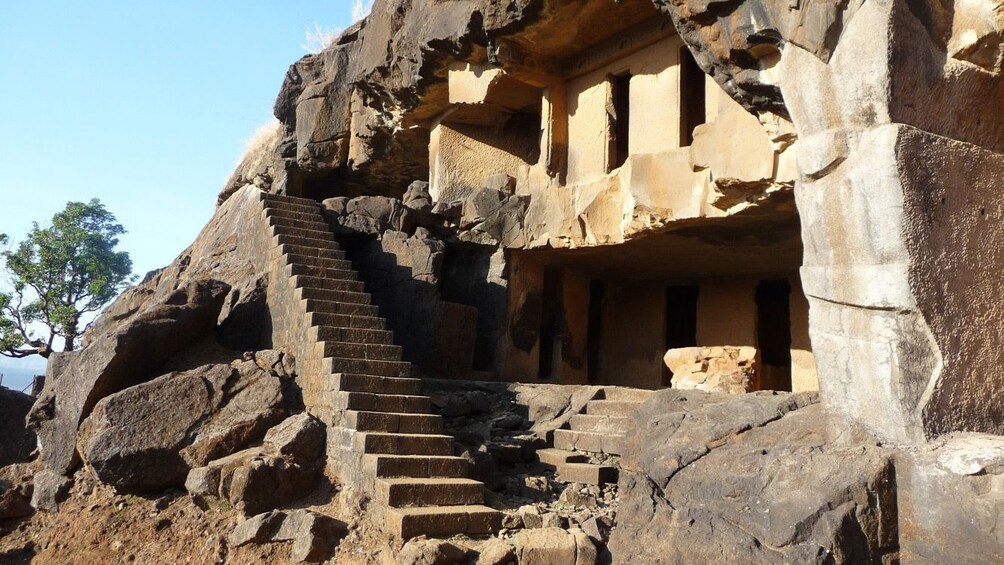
[538,387,653,486]
[257,192,501,539]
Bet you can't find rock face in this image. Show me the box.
[609,389,899,563]
[0,387,36,467]
[76,360,287,494]
[664,346,758,395]
[659,0,1004,444]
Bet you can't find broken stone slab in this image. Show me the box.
[230,509,346,563]
[580,516,612,546]
[263,413,325,463]
[476,538,516,565]
[665,346,759,395]
[224,455,319,516]
[184,446,259,498]
[253,349,296,379]
[186,413,324,514]
[229,510,286,546]
[30,469,71,512]
[514,527,596,565]
[398,538,470,565]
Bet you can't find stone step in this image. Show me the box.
[375,478,484,507]
[324,357,411,378]
[345,410,442,433]
[357,432,454,455]
[299,288,372,306]
[264,207,327,224]
[362,454,468,479]
[558,463,618,486]
[294,275,365,294]
[260,196,324,214]
[319,341,402,362]
[584,400,643,417]
[334,391,430,414]
[284,252,352,271]
[265,213,330,233]
[287,263,358,281]
[308,312,385,331]
[270,223,338,243]
[568,414,632,434]
[332,373,421,396]
[310,326,393,345]
[536,448,587,471]
[552,429,625,455]
[276,233,340,251]
[599,387,655,403]
[277,243,346,261]
[384,505,501,540]
[261,193,323,207]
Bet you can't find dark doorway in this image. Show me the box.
[755,279,792,391]
[587,280,606,384]
[664,285,699,386]
[538,267,564,380]
[679,46,706,146]
[609,72,632,171]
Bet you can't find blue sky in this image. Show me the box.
[0,1,362,388]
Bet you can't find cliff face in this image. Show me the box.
[220,0,544,201]
[5,0,1004,561]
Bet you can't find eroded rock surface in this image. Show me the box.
[610,389,898,563]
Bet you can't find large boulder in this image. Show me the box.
[27,279,231,475]
[609,389,899,563]
[0,387,36,467]
[75,360,287,494]
[186,412,325,515]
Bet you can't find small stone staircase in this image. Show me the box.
[258,192,501,539]
[538,387,653,486]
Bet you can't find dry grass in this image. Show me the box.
[300,1,374,54]
[238,118,282,171]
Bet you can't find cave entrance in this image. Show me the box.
[501,205,816,391]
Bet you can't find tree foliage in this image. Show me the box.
[0,199,135,358]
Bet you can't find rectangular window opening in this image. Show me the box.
[609,72,632,171]
[679,46,706,147]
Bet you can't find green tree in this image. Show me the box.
[0,199,135,358]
